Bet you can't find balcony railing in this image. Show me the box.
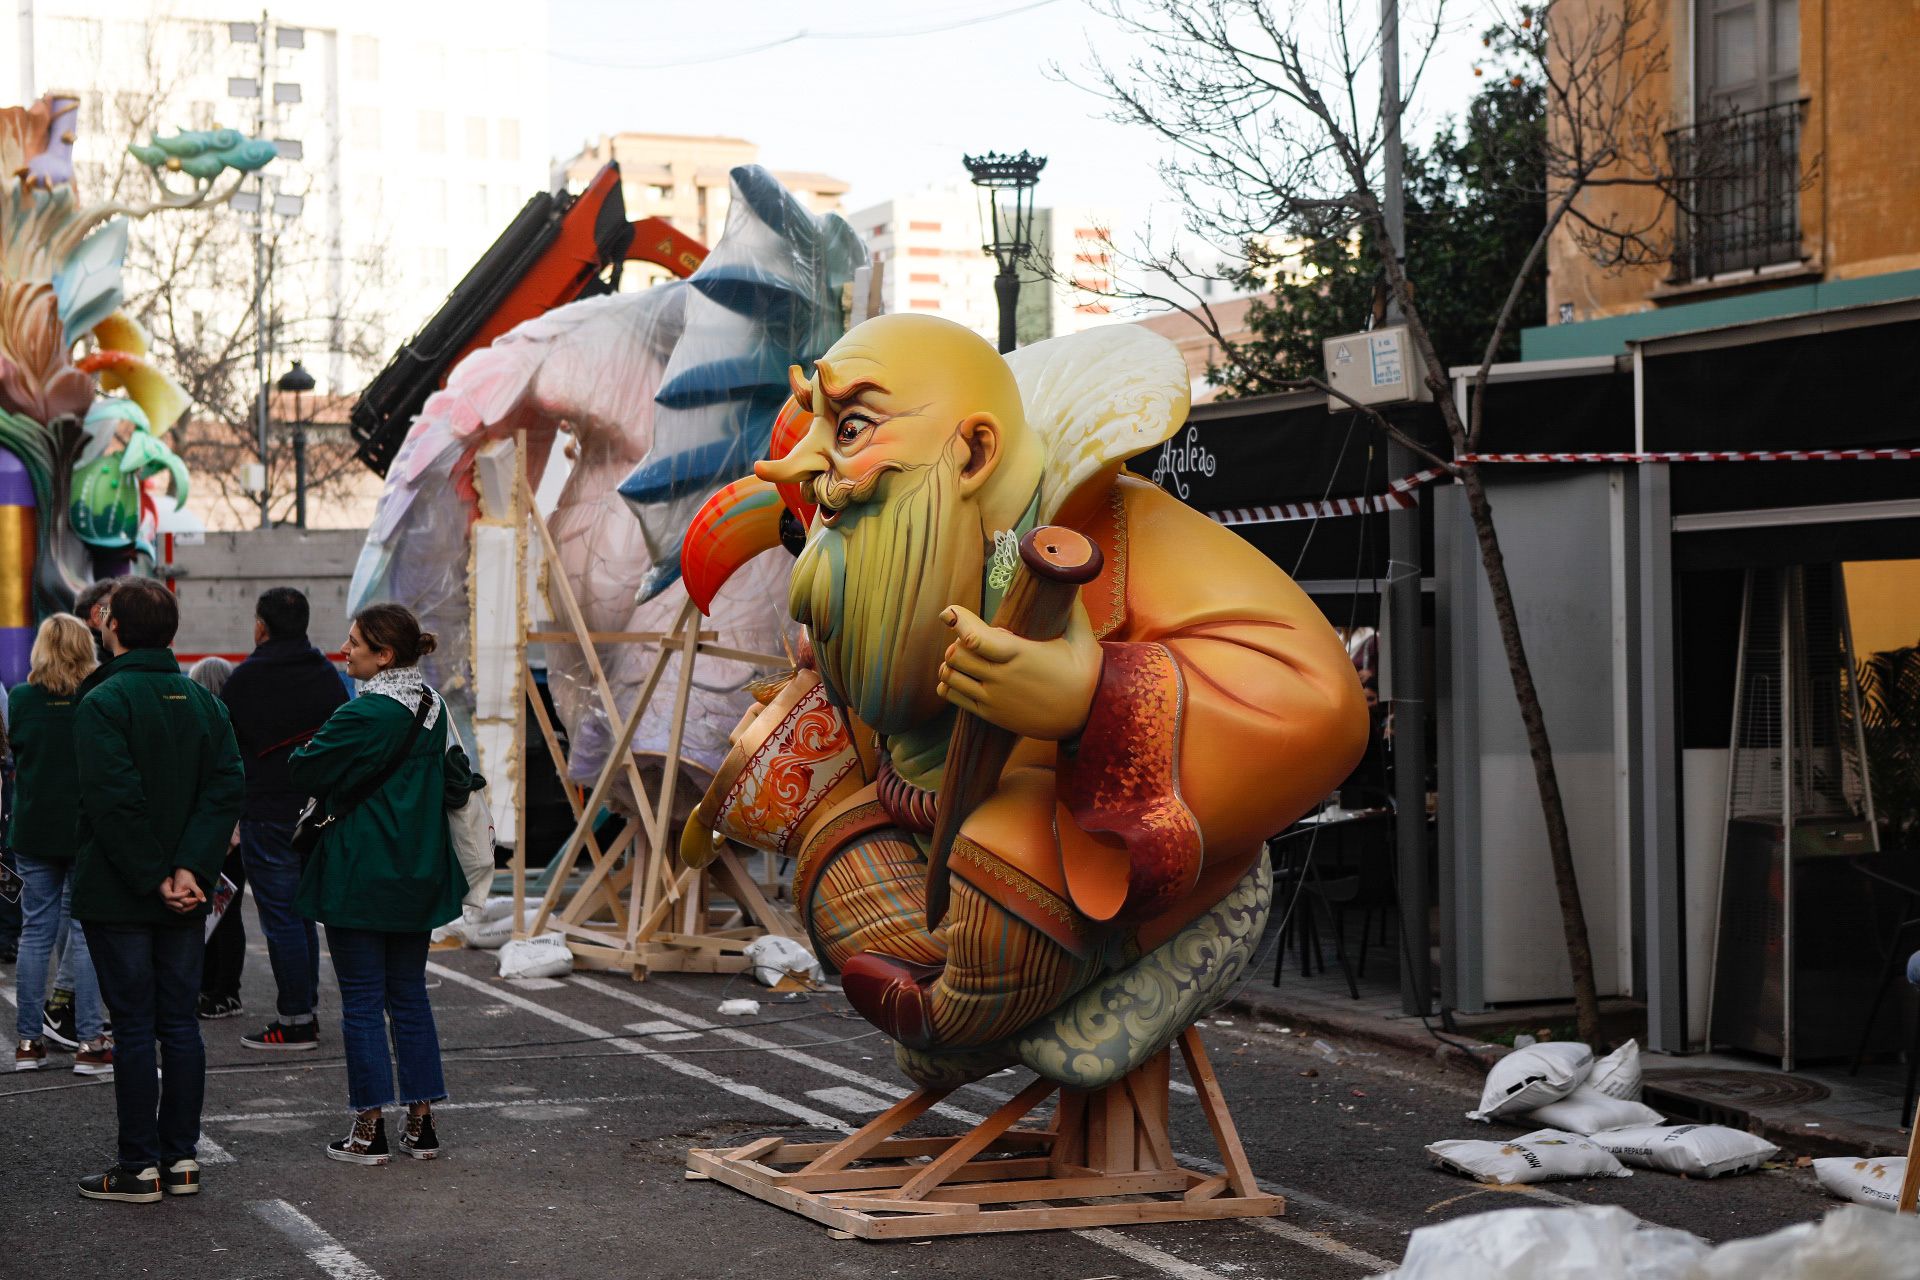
[1666,99,1808,283]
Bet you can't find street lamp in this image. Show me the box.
[276,359,315,528]
[963,150,1046,354]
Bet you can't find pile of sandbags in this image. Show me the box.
[1812,1156,1910,1212]
[1436,1038,1777,1184]
[1385,1202,1920,1279]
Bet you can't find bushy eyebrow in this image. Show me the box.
[791,358,891,416]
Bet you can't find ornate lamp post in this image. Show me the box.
[963,150,1046,354]
[276,359,315,528]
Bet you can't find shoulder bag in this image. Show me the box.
[292,691,433,860]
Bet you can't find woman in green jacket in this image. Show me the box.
[291,603,461,1165]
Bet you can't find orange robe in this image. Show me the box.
[798,471,1369,1050]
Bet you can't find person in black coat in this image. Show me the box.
[219,588,348,1051]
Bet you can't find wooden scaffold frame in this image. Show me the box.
[502,433,802,978]
[686,1026,1282,1240]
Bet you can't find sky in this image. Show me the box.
[545,0,1495,246]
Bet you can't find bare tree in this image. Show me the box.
[1071,0,1791,1043]
[67,16,394,530]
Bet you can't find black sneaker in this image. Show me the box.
[197,994,243,1021]
[242,1020,318,1051]
[399,1111,440,1160]
[42,1001,79,1051]
[78,1164,161,1203]
[161,1158,200,1196]
[326,1114,389,1166]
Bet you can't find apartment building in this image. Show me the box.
[846,185,1127,347]
[559,132,848,286]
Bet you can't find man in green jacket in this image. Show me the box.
[70,579,245,1204]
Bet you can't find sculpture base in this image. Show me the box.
[685,1026,1281,1240]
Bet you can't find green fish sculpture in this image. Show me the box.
[128,128,278,180]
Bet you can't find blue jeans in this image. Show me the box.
[13,856,104,1043]
[239,819,318,1018]
[325,926,446,1113]
[83,922,205,1169]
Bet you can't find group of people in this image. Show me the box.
[4,580,482,1200]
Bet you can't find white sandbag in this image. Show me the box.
[455,896,523,949]
[1587,1038,1643,1101]
[1527,1084,1665,1136]
[1812,1156,1909,1211]
[1387,1204,1706,1280]
[1467,1041,1595,1122]
[496,933,574,980]
[1692,1204,1920,1279]
[742,934,823,987]
[1593,1123,1778,1178]
[1427,1128,1631,1185]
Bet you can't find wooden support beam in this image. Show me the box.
[896,1077,1055,1202]
[1178,1027,1260,1198]
[801,1088,956,1174]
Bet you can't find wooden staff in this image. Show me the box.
[925,526,1102,929]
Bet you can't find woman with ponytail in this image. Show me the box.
[291,603,476,1165]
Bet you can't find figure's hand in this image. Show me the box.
[159,868,205,914]
[937,600,1102,741]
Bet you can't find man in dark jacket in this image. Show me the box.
[72,578,245,1202]
[219,587,347,1051]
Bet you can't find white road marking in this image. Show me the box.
[251,1198,384,1280]
[196,1133,235,1164]
[1072,1227,1227,1280]
[425,963,849,1132]
[624,1019,701,1042]
[572,979,983,1123]
[507,977,567,991]
[805,1085,895,1113]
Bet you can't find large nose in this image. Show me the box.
[753,413,833,487]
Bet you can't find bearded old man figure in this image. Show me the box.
[681,315,1366,1061]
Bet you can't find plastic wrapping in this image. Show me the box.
[618,165,865,600]
[350,167,851,803]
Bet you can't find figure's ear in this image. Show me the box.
[955,412,1003,496]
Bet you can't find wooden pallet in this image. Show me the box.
[686,1026,1281,1240]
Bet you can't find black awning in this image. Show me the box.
[1641,312,1920,453]
[1468,367,1634,454]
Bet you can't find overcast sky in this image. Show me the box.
[546,0,1492,236]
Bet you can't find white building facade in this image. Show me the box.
[2,0,552,395]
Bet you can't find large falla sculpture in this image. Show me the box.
[677,314,1367,1236]
[0,93,274,679]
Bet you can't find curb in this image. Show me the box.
[1222,991,1503,1080]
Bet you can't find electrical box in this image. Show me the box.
[1323,325,1431,408]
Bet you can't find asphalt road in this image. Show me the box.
[1,939,1842,1279]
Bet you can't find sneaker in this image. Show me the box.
[326,1113,389,1166]
[14,1038,45,1071]
[161,1158,200,1196]
[73,1040,114,1077]
[197,993,244,1021]
[242,1020,318,1051]
[78,1164,161,1203]
[42,1002,79,1051]
[399,1110,440,1160]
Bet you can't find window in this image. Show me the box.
[906,246,941,258]
[350,107,381,150]
[909,272,940,283]
[470,184,487,219]
[1074,227,1111,242]
[869,222,889,236]
[466,118,488,160]
[352,34,379,82]
[908,220,942,232]
[419,247,448,289]
[1697,0,1799,117]
[498,119,521,163]
[649,184,673,201]
[422,179,447,221]
[909,298,941,311]
[418,110,446,153]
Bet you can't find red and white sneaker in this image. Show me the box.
[73,1039,114,1077]
[14,1038,46,1071]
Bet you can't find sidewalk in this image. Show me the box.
[1227,938,1916,1159]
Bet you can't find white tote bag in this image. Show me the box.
[447,786,496,911]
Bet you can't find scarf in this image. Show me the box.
[360,665,442,730]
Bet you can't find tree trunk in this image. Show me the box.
[1458,463,1604,1046]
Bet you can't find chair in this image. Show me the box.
[1268,820,1361,999]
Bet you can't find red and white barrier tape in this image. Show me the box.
[1205,449,1915,527]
